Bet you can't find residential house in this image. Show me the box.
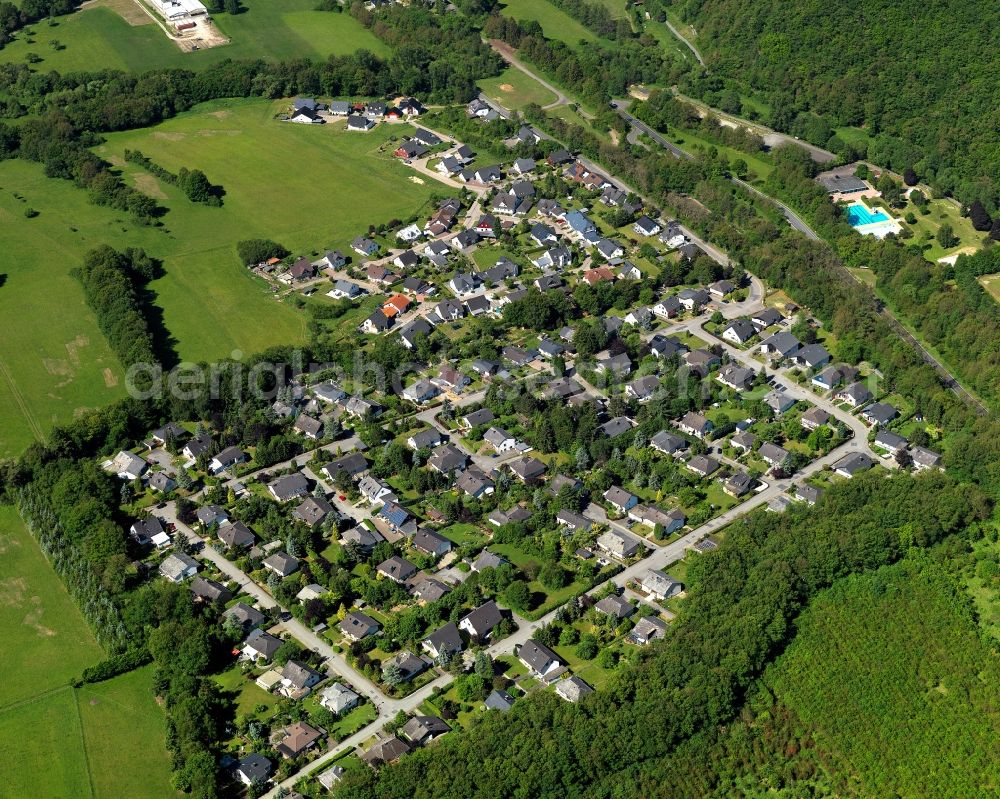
[196,504,228,529]
[633,215,662,237]
[236,754,272,787]
[411,577,451,603]
[263,552,299,578]
[649,334,687,359]
[111,450,148,481]
[763,390,797,415]
[484,427,517,453]
[484,690,515,712]
[595,238,625,261]
[242,629,283,663]
[401,716,451,746]
[862,402,898,427]
[455,468,495,499]
[792,343,832,371]
[361,309,392,334]
[411,528,451,558]
[759,332,801,359]
[677,288,710,312]
[677,412,713,439]
[320,683,361,715]
[223,602,266,633]
[340,611,381,642]
[341,524,385,554]
[555,509,591,533]
[422,622,464,660]
[794,484,824,505]
[686,455,720,477]
[398,318,433,350]
[650,430,687,455]
[377,555,418,584]
[724,471,754,497]
[722,319,756,345]
[684,349,720,376]
[800,407,831,431]
[507,455,547,483]
[516,640,563,681]
[218,520,255,549]
[758,442,790,469]
[427,444,467,474]
[716,364,755,391]
[292,496,335,527]
[594,595,635,620]
[382,650,427,682]
[402,379,439,404]
[407,428,443,451]
[293,414,323,440]
[596,352,633,375]
[751,307,783,330]
[911,446,943,471]
[275,721,323,759]
[160,552,198,583]
[836,381,873,407]
[555,676,594,703]
[709,279,736,299]
[626,375,660,401]
[601,416,634,439]
[322,452,368,481]
[597,528,642,559]
[833,452,875,478]
[190,576,231,605]
[640,569,683,600]
[874,430,908,455]
[629,615,668,645]
[533,246,572,270]
[280,660,324,697]
[458,600,504,641]
[378,502,412,531]
[268,473,309,502]
[628,505,685,534]
[361,736,411,766]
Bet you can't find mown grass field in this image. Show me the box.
[766,559,1000,798]
[477,66,557,110]
[499,0,604,45]
[0,0,388,74]
[0,507,174,797]
[0,98,442,457]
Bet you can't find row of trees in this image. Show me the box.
[124,149,224,206]
[73,245,159,371]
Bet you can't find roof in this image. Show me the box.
[293,496,334,526]
[631,615,668,642]
[459,600,504,637]
[423,622,463,656]
[555,675,594,702]
[411,577,451,603]
[237,754,272,783]
[401,715,451,743]
[594,594,634,619]
[269,472,309,501]
[340,610,381,639]
[378,555,418,581]
[244,628,283,659]
[484,689,515,711]
[224,602,266,629]
[472,550,505,572]
[263,552,299,577]
[518,639,562,673]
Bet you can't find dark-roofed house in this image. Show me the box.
[340,611,381,642]
[411,576,451,603]
[190,576,231,605]
[224,602,266,632]
[484,690,515,712]
[293,496,335,527]
[686,455,720,477]
[407,428,443,451]
[650,430,687,455]
[236,754,272,787]
[196,504,228,529]
[342,524,385,553]
[556,509,591,532]
[411,528,451,558]
[833,452,875,478]
[263,552,299,578]
[242,629,283,662]
[458,600,504,641]
[861,402,898,427]
[603,486,638,514]
[382,650,427,682]
[218,520,255,550]
[759,332,801,359]
[422,622,464,660]
[427,444,468,474]
[401,715,451,745]
[507,456,546,483]
[377,555,418,584]
[361,736,410,766]
[280,660,324,696]
[472,550,506,572]
[129,516,165,546]
[722,319,757,345]
[322,452,368,482]
[594,594,634,620]
[516,639,563,681]
[629,615,668,645]
[836,381,873,407]
[209,446,246,474]
[268,473,309,502]
[677,412,713,440]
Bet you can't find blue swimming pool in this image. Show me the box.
[847,203,890,227]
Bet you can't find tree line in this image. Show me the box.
[124,149,224,206]
[73,245,159,372]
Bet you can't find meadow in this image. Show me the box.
[477,66,557,111]
[0,0,388,74]
[0,98,441,457]
[0,507,174,797]
[765,559,1000,798]
[499,0,605,46]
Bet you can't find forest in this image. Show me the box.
[666,0,1000,209]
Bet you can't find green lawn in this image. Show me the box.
[0,98,444,459]
[478,66,557,111]
[0,506,104,706]
[499,0,604,45]
[0,506,175,798]
[77,667,174,799]
[0,0,388,74]
[892,196,983,261]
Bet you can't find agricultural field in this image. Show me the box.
[477,66,557,111]
[0,0,388,74]
[0,98,443,458]
[499,0,605,46]
[765,559,1000,799]
[0,507,173,797]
